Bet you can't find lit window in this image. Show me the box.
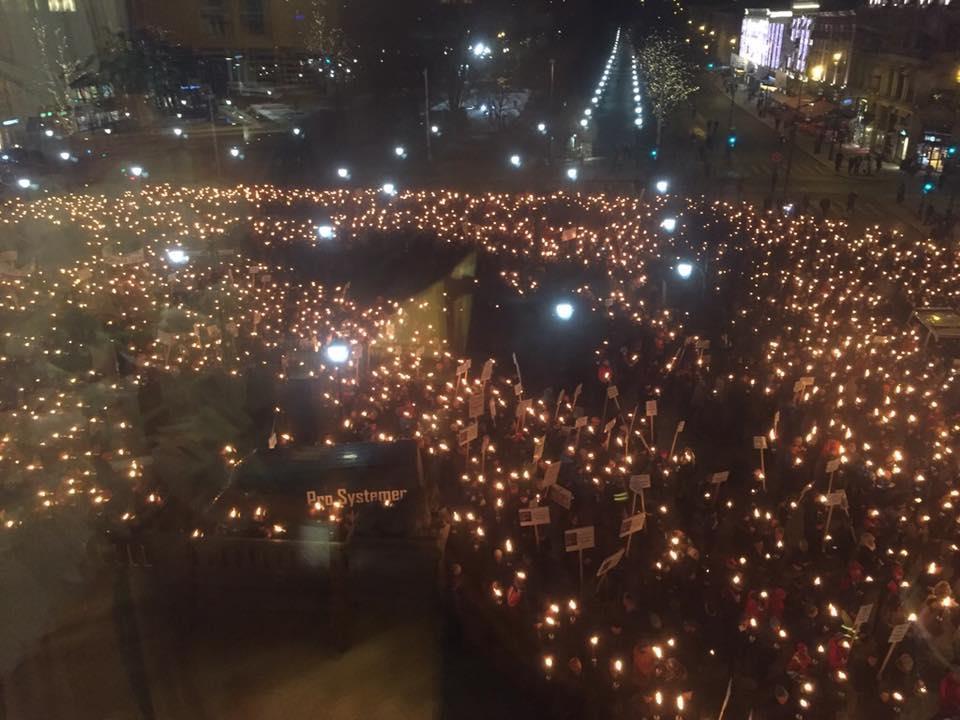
[48,0,77,10]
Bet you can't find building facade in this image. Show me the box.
[736,0,960,165]
[0,0,127,146]
[846,2,960,165]
[128,0,345,92]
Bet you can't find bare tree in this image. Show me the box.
[637,34,698,147]
[300,0,345,58]
[33,16,84,126]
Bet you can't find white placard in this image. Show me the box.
[575,415,589,429]
[800,376,814,387]
[619,513,646,537]
[564,526,596,552]
[603,418,617,436]
[695,339,710,350]
[516,398,533,418]
[888,623,910,644]
[607,385,619,399]
[710,471,730,484]
[469,392,484,418]
[542,461,561,487]
[550,483,573,509]
[825,458,841,474]
[826,490,847,507]
[645,400,658,417]
[480,359,494,382]
[753,436,767,449]
[630,474,651,492]
[533,435,546,461]
[519,506,551,527]
[793,380,804,393]
[854,603,873,628]
[456,359,472,376]
[572,383,583,406]
[514,384,524,397]
[458,423,478,446]
[597,548,625,577]
[561,227,577,241]
[676,420,685,432]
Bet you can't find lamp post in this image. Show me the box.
[781,74,805,202]
[326,342,349,414]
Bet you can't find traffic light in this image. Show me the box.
[947,145,957,159]
[707,62,715,70]
[650,148,659,159]
[922,181,935,194]
[727,133,737,148]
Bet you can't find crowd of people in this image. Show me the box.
[1,185,960,718]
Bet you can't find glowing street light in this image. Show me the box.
[676,262,694,279]
[58,151,70,161]
[537,122,547,134]
[660,217,677,232]
[382,182,397,196]
[566,167,579,181]
[317,224,335,240]
[16,177,32,189]
[166,248,189,265]
[554,301,574,320]
[336,167,350,179]
[173,127,183,137]
[509,154,522,168]
[292,127,302,136]
[229,146,241,158]
[655,179,670,194]
[325,343,350,364]
[394,145,407,158]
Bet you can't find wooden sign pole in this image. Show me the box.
[626,492,638,557]
[877,637,901,678]
[578,547,584,593]
[669,423,683,458]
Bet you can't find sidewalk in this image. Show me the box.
[689,75,932,237]
[709,75,898,178]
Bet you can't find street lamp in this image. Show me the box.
[16,177,32,189]
[655,179,670,194]
[509,154,522,168]
[173,127,183,137]
[676,262,694,279]
[166,248,189,265]
[554,301,574,320]
[394,145,407,158]
[325,343,350,364]
[317,224,335,240]
[337,167,350,179]
[660,217,678,232]
[129,165,144,178]
[537,122,548,134]
[229,146,242,158]
[59,151,70,161]
[382,182,397,196]
[566,167,579,181]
